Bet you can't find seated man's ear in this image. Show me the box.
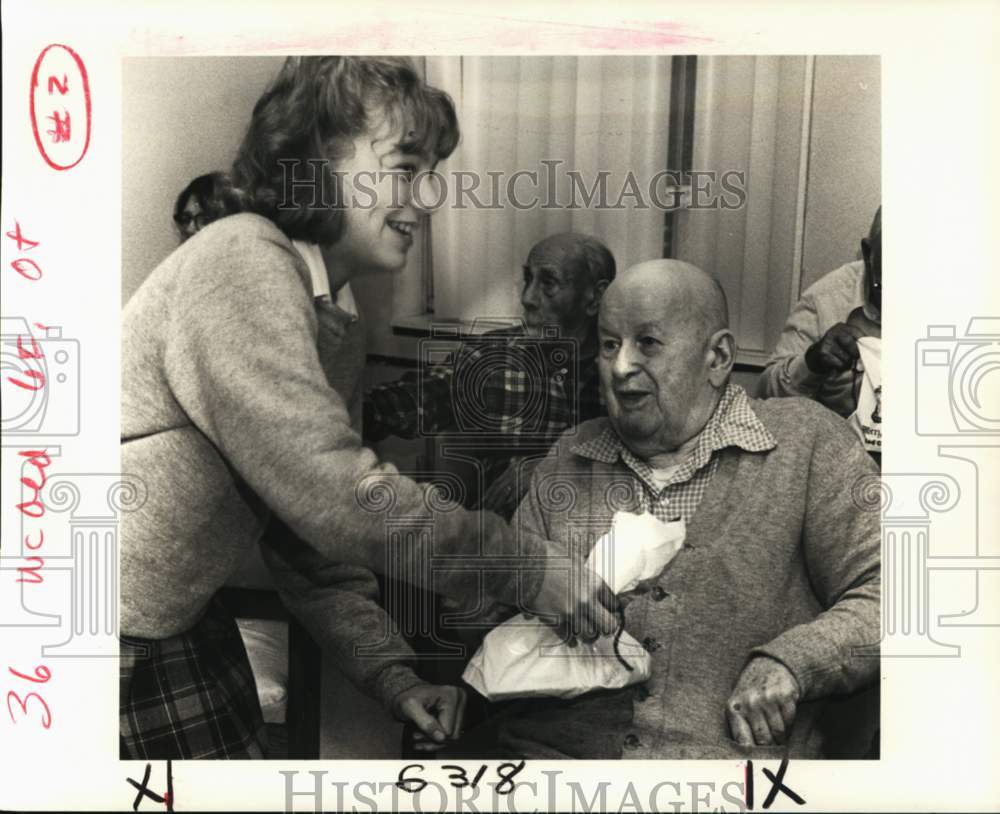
[707,329,736,386]
[861,236,872,268]
[586,280,610,317]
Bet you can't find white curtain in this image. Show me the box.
[426,56,672,323]
[674,56,812,363]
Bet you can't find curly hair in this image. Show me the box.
[231,56,460,244]
[173,171,242,241]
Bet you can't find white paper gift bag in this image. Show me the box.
[588,510,688,594]
[848,336,882,454]
[463,511,685,701]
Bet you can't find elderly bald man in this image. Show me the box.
[448,259,881,760]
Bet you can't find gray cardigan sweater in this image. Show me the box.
[512,395,881,759]
[121,214,540,660]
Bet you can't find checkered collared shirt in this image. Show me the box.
[569,384,776,524]
[364,327,604,451]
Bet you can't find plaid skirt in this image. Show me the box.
[120,596,267,759]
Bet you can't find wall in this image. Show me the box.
[121,57,282,302]
[800,55,882,290]
[676,55,810,365]
[675,55,881,362]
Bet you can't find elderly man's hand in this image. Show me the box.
[804,322,864,376]
[726,656,801,747]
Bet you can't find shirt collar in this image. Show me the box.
[292,239,358,317]
[571,384,776,469]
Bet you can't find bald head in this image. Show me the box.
[598,259,737,460]
[603,259,729,343]
[527,233,616,288]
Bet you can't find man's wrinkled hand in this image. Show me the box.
[392,683,466,752]
[525,564,618,646]
[726,656,800,747]
[804,322,864,376]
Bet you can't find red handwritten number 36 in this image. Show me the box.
[29,43,91,171]
[6,665,53,729]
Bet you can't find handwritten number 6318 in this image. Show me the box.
[397,761,526,795]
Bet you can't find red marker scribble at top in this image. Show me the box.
[164,16,711,55]
[576,20,713,49]
[29,43,92,171]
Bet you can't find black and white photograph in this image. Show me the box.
[119,54,881,762]
[3,2,999,811]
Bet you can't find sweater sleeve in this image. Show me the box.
[162,225,542,610]
[754,290,828,400]
[259,525,424,714]
[751,408,881,699]
[363,368,455,443]
[505,439,577,611]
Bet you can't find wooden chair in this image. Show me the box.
[219,554,323,759]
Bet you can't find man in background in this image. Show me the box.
[364,232,616,519]
[755,206,881,418]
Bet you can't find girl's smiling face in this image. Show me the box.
[321,113,435,279]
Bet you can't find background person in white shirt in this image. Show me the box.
[754,206,881,418]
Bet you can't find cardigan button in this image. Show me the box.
[623,733,641,750]
[651,586,668,601]
[642,636,661,652]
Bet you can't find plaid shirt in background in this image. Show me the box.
[364,327,605,500]
[569,384,776,523]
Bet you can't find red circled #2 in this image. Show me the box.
[29,43,92,171]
